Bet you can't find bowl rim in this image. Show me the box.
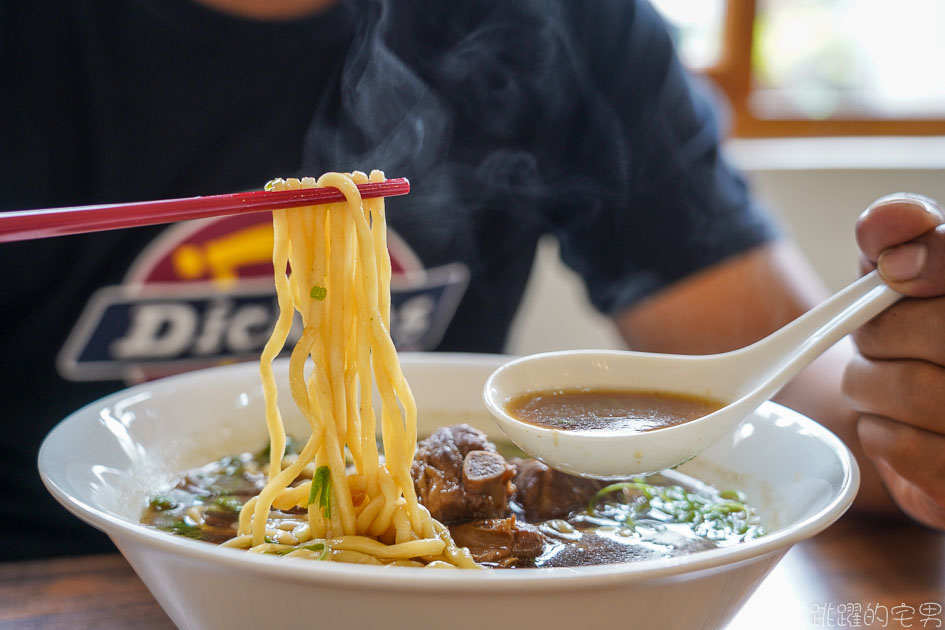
[39,352,859,592]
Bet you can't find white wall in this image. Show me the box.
[505,137,945,355]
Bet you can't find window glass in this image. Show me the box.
[752,0,945,120]
[650,0,727,70]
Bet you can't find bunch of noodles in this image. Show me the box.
[222,172,477,568]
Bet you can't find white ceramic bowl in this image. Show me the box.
[40,352,858,630]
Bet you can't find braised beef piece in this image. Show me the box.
[512,458,607,521]
[411,425,515,523]
[449,517,545,566]
[201,510,239,530]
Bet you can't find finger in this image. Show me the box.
[875,459,945,530]
[856,194,945,298]
[842,354,945,435]
[877,226,945,297]
[855,193,943,263]
[852,296,945,366]
[858,416,945,526]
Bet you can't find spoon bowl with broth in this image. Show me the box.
[484,270,899,478]
[506,388,725,433]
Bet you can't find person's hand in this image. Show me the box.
[845,193,945,529]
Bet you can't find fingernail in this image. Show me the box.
[879,243,927,282]
[870,193,945,222]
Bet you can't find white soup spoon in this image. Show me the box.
[483,270,899,478]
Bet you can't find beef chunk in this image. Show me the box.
[512,458,607,521]
[449,517,545,565]
[412,425,515,523]
[462,450,509,493]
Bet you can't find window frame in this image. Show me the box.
[703,0,945,137]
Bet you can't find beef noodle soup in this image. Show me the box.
[142,424,763,568]
[141,172,761,568]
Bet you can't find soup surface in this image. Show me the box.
[506,387,725,432]
[143,427,762,568]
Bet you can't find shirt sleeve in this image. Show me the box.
[542,0,778,316]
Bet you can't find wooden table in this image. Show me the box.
[2,516,943,630]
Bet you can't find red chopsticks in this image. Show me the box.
[0,177,410,243]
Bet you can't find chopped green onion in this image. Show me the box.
[304,542,330,560]
[272,542,329,558]
[167,520,203,539]
[256,435,299,462]
[587,479,762,542]
[212,496,242,513]
[149,495,178,511]
[308,466,332,520]
[586,480,655,516]
[310,285,327,300]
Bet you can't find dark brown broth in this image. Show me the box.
[510,470,762,568]
[141,451,268,544]
[507,387,725,432]
[142,437,763,568]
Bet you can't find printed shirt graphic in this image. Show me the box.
[57,213,469,383]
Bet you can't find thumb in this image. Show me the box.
[856,193,945,298]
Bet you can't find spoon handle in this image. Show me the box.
[733,270,900,400]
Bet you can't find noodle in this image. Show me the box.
[238,172,477,568]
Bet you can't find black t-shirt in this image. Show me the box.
[0,0,774,559]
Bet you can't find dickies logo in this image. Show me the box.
[57,213,468,383]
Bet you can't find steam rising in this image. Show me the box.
[297,0,766,317]
[300,0,630,235]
